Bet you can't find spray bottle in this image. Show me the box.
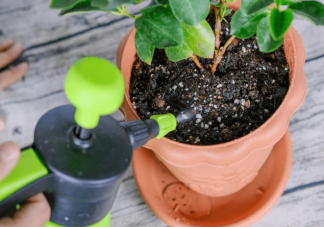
[0,57,177,227]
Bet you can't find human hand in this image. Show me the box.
[0,142,50,227]
[0,39,28,131]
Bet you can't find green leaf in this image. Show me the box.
[50,0,88,10]
[256,16,284,53]
[289,1,324,25]
[154,0,168,5]
[227,0,237,2]
[135,5,183,48]
[275,0,289,6]
[241,0,273,15]
[182,20,215,58]
[270,8,293,40]
[169,0,210,26]
[91,0,108,7]
[224,8,232,17]
[230,8,267,39]
[99,1,122,11]
[56,0,141,15]
[111,0,141,4]
[59,1,99,15]
[166,41,193,62]
[135,32,155,64]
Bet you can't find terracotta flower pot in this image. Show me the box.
[117,1,306,197]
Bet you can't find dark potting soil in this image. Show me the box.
[129,12,290,145]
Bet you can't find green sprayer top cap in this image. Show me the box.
[64,57,125,129]
[150,113,177,139]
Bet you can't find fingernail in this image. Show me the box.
[2,39,13,46]
[0,145,19,162]
[11,43,23,53]
[0,118,5,131]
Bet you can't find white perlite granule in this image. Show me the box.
[240,99,246,106]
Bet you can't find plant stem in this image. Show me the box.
[211,48,223,74]
[190,54,205,70]
[220,0,228,21]
[111,6,137,19]
[214,7,221,50]
[211,35,236,74]
[223,35,236,51]
[123,9,137,19]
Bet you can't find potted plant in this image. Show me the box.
[50,0,322,198]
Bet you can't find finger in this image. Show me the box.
[0,62,28,91]
[0,43,23,69]
[0,193,51,227]
[0,117,4,131]
[0,141,20,181]
[0,39,14,52]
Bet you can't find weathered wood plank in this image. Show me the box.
[287,57,324,190]
[252,184,324,227]
[0,0,148,49]
[292,15,324,61]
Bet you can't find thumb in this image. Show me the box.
[0,142,51,227]
[0,193,51,227]
[0,141,20,181]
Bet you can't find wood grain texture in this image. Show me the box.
[0,0,323,226]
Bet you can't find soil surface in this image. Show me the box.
[129,12,290,145]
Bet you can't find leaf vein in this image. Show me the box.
[142,17,180,45]
[184,0,197,25]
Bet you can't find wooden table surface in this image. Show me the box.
[1,0,323,226]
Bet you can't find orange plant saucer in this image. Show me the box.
[132,130,292,227]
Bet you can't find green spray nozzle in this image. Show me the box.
[64,57,125,129]
[150,113,177,139]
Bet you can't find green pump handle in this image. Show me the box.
[0,149,110,227]
[0,148,49,203]
[65,57,125,129]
